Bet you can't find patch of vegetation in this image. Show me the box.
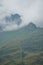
[0,28,43,65]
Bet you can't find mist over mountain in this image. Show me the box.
[25,22,37,30]
[0,13,38,32]
[0,12,42,32]
[5,14,22,25]
[0,19,37,32]
[0,13,23,31]
[0,0,43,27]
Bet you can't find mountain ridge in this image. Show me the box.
[0,22,37,32]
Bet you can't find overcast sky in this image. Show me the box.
[0,0,43,31]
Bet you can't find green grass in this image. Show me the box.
[0,28,43,65]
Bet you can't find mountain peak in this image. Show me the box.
[28,22,36,27]
[25,22,37,30]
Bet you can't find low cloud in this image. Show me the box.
[3,23,18,31]
[0,0,43,31]
[0,13,23,31]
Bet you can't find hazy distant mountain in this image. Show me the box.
[26,22,37,29]
[28,22,36,28]
[21,22,37,32]
[0,20,37,32]
[5,13,22,25]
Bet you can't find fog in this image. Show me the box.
[0,0,43,31]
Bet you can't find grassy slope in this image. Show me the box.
[0,28,43,65]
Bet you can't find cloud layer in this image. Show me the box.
[0,0,43,31]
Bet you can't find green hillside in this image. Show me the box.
[0,27,43,65]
